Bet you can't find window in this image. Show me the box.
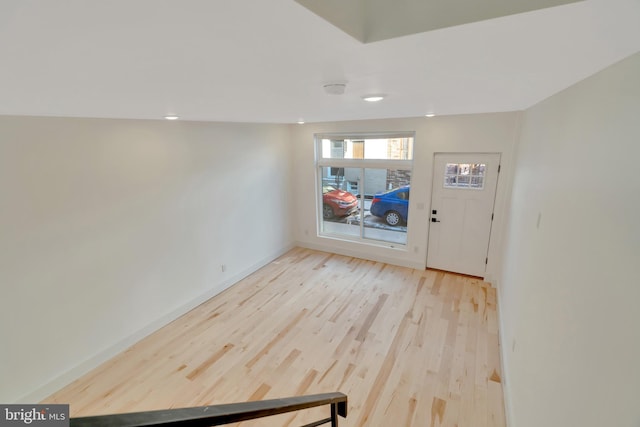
[444,163,485,189]
[316,134,414,246]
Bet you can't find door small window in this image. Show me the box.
[444,163,485,189]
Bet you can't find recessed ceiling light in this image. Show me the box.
[362,95,385,102]
[425,113,436,118]
[164,115,179,120]
[297,120,305,125]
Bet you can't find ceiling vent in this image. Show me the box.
[323,83,346,95]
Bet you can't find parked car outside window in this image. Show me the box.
[322,185,358,219]
[370,186,410,226]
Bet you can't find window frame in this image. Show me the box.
[314,132,415,248]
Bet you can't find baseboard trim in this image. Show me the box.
[496,283,514,427]
[17,243,295,404]
[295,240,425,270]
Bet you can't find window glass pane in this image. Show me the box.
[471,176,484,188]
[322,140,347,159]
[319,167,361,237]
[471,163,485,176]
[363,168,410,245]
[458,176,470,186]
[320,137,413,160]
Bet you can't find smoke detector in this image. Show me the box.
[323,83,346,95]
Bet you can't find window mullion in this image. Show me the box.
[359,168,365,238]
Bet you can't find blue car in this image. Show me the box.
[370,186,410,226]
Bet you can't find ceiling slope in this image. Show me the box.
[295,0,582,43]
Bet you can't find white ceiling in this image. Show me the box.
[0,0,638,124]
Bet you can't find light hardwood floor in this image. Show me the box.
[44,248,506,427]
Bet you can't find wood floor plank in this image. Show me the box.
[42,248,506,426]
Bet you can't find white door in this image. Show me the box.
[427,153,500,277]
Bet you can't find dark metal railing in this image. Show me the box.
[70,392,347,427]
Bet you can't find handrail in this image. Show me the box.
[70,392,347,427]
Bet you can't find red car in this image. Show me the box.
[322,185,358,219]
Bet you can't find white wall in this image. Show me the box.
[499,53,640,427]
[290,113,521,274]
[0,116,293,403]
